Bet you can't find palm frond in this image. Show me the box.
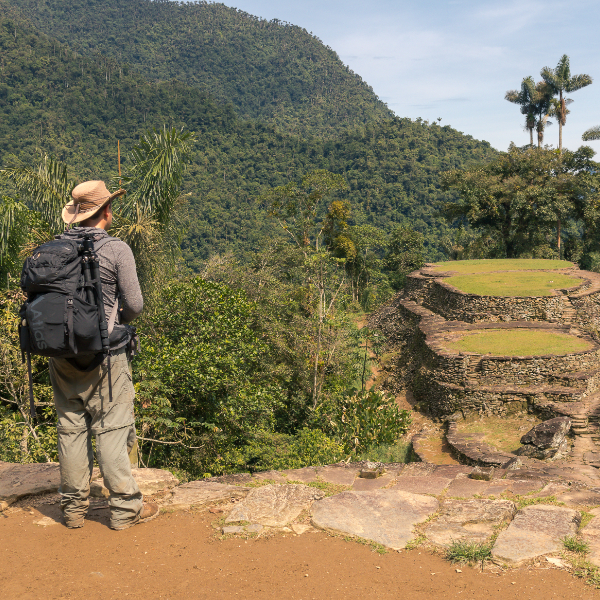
[0,197,29,256]
[0,156,74,233]
[566,74,593,92]
[117,126,195,229]
[582,126,600,142]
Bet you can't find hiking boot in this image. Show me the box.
[64,517,85,529]
[111,502,160,531]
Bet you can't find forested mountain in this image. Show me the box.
[0,2,496,264]
[5,0,393,138]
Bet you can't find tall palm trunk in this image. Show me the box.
[558,90,563,154]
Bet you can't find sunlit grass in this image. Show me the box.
[431,259,574,274]
[457,415,542,454]
[446,329,592,356]
[445,271,581,296]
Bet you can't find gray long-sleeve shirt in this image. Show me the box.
[59,227,143,324]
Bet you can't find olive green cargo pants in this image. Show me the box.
[49,347,143,529]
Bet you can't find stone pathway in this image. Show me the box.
[4,459,600,569]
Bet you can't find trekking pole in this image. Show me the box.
[82,235,113,403]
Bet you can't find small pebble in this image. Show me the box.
[455,569,462,573]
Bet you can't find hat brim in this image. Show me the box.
[62,189,126,225]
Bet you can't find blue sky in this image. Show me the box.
[186,0,600,152]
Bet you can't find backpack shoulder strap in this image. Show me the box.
[92,235,121,251]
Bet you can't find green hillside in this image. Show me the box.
[5,0,393,138]
[0,3,497,265]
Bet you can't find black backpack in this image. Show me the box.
[19,233,135,416]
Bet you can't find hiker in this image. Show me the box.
[48,181,158,530]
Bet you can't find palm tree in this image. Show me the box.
[506,78,554,148]
[110,126,195,301]
[0,126,195,297]
[533,80,554,148]
[541,55,592,153]
[506,76,537,146]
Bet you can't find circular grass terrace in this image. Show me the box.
[444,328,594,356]
[444,271,582,297]
[430,258,574,274]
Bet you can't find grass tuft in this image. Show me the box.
[445,539,492,565]
[566,554,600,589]
[563,535,590,555]
[306,480,351,497]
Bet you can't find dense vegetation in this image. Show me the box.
[0,3,497,265]
[442,145,600,264]
[4,0,393,138]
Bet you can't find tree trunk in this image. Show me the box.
[312,286,323,408]
[557,218,561,259]
[529,127,533,147]
[559,91,563,154]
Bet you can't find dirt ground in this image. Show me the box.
[1,502,599,600]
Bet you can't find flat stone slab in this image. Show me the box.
[424,499,516,547]
[534,483,570,498]
[492,505,580,566]
[557,490,600,508]
[446,478,489,498]
[391,476,451,496]
[280,467,318,483]
[582,515,600,567]
[433,466,473,478]
[91,468,179,498]
[311,489,438,550]
[352,474,394,491]
[222,525,244,534]
[0,462,61,509]
[317,467,358,486]
[226,484,324,527]
[483,482,511,496]
[505,479,545,495]
[400,463,437,476]
[165,481,250,511]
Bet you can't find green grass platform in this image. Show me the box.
[431,259,574,274]
[445,271,581,296]
[446,329,592,356]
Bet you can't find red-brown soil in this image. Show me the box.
[1,502,598,600]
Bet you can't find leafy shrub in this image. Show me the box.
[318,389,411,455]
[242,429,345,472]
[177,429,344,477]
[356,440,413,464]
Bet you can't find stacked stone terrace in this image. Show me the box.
[372,261,600,447]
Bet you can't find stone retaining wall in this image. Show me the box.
[422,335,600,389]
[371,294,600,419]
[403,270,600,329]
[570,294,600,330]
[412,377,584,419]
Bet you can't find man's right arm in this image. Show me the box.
[115,242,144,323]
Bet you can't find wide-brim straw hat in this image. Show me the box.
[62,180,126,225]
